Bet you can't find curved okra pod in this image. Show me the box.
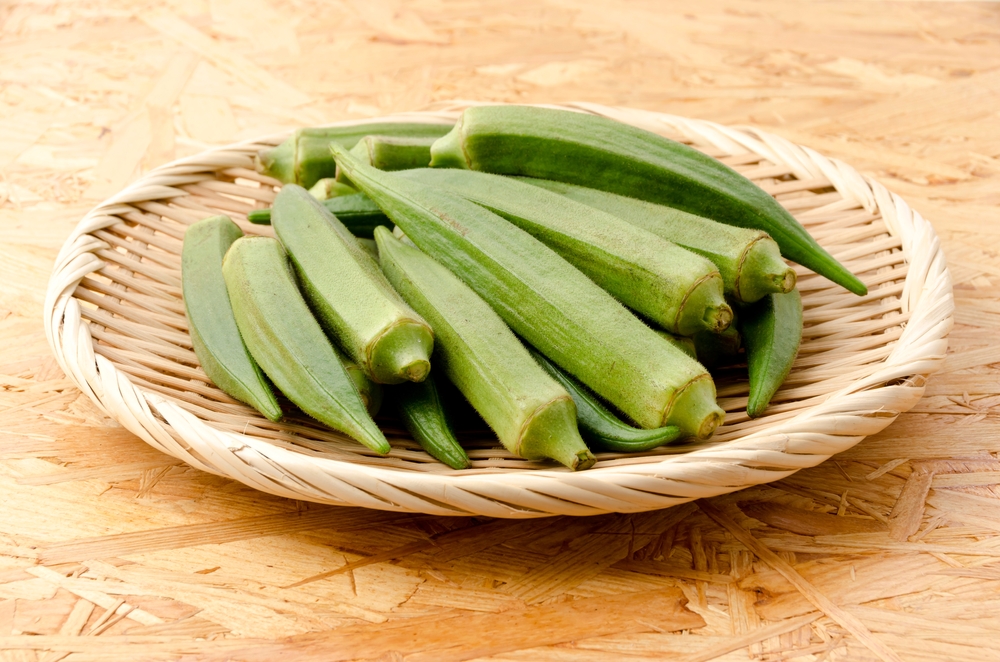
[222,237,388,452]
[740,289,803,418]
[336,135,437,187]
[256,121,453,188]
[393,374,471,470]
[181,215,282,421]
[247,193,391,237]
[429,105,864,295]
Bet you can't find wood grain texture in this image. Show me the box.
[1,0,999,660]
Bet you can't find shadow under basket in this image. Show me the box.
[44,102,954,517]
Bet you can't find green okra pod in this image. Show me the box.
[693,323,743,371]
[528,347,682,453]
[336,135,437,187]
[337,346,383,416]
[182,215,282,421]
[523,179,796,304]
[393,373,471,470]
[429,105,865,296]
[257,121,453,189]
[334,145,724,439]
[655,331,698,361]
[396,168,732,335]
[222,236,388,452]
[308,178,357,200]
[740,289,803,418]
[247,193,391,236]
[376,228,595,470]
[272,185,434,385]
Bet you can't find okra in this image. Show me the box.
[524,179,795,304]
[308,178,357,200]
[693,322,743,371]
[337,346,383,416]
[396,168,732,335]
[334,145,724,438]
[740,289,803,418]
[247,193,391,237]
[528,347,682,453]
[430,105,865,295]
[393,374,471,470]
[271,185,434,385]
[336,135,436,187]
[655,331,698,361]
[376,228,595,470]
[257,121,453,189]
[222,237,388,452]
[181,216,282,421]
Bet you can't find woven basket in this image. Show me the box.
[44,102,954,517]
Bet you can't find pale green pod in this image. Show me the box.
[308,178,357,200]
[222,237,388,453]
[377,228,594,469]
[256,121,453,188]
[271,184,434,385]
[336,135,437,187]
[523,179,797,304]
[396,169,732,335]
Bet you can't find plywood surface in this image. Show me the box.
[2,1,999,660]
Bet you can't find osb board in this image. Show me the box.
[1,0,999,660]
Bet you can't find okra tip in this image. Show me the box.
[738,238,798,302]
[676,273,732,336]
[255,139,294,183]
[706,303,734,335]
[664,375,725,441]
[427,118,471,170]
[517,396,596,471]
[368,320,435,385]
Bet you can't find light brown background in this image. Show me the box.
[2,1,1000,660]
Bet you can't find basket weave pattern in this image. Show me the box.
[44,103,954,517]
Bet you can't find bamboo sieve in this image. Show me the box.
[44,102,954,517]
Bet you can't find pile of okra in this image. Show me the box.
[182,106,865,471]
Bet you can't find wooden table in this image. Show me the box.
[2,2,999,660]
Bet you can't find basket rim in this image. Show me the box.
[43,102,955,517]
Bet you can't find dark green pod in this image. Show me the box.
[429,105,865,296]
[257,121,453,188]
[393,374,470,470]
[740,289,803,418]
[247,193,391,236]
[222,237,388,452]
[528,348,682,453]
[181,216,281,421]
